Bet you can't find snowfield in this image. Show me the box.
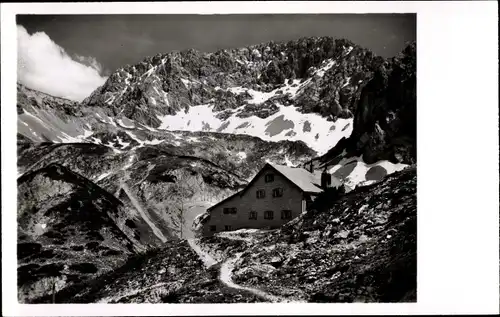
[158,102,353,155]
[156,77,355,155]
[328,156,409,188]
[18,108,95,143]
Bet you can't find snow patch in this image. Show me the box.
[251,49,261,58]
[284,156,296,167]
[153,86,160,95]
[145,138,163,145]
[358,204,369,214]
[236,152,247,161]
[158,104,222,132]
[180,78,192,89]
[341,77,351,88]
[143,65,157,78]
[58,132,81,143]
[96,171,112,182]
[142,125,158,132]
[328,156,409,188]
[123,154,136,170]
[314,59,337,77]
[117,118,135,128]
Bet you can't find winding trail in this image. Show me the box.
[219,252,292,303]
[187,238,217,268]
[187,232,296,303]
[121,181,168,243]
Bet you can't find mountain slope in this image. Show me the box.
[17,139,252,240]
[17,163,144,302]
[17,37,410,158]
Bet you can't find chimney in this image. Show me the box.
[321,170,332,189]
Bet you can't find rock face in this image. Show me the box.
[83,37,378,121]
[310,42,416,168]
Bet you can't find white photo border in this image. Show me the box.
[2,1,499,316]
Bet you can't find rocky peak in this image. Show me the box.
[82,36,377,117]
[310,41,416,168]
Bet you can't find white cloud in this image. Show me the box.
[17,25,108,102]
[74,54,104,74]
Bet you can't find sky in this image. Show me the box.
[17,14,416,102]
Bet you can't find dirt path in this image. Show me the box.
[187,231,296,303]
[186,238,217,268]
[219,251,292,303]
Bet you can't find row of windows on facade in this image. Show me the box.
[212,225,234,232]
[220,189,284,213]
[256,187,283,199]
[210,209,291,232]
[221,209,292,220]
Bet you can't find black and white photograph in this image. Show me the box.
[1,1,498,315]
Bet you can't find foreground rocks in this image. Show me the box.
[31,240,264,303]
[228,166,417,302]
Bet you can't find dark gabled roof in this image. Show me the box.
[267,162,325,193]
[207,163,342,211]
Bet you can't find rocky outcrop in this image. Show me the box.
[82,37,380,124]
[312,42,416,168]
[17,83,80,117]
